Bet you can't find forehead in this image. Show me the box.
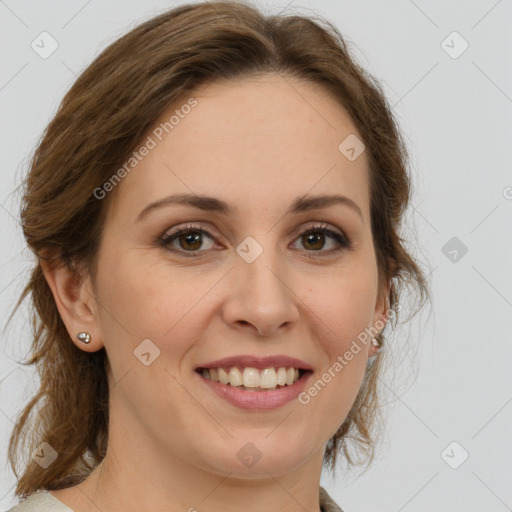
[106,74,370,222]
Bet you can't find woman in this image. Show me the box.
[7,1,429,510]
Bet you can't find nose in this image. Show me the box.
[222,246,300,337]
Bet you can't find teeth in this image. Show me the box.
[218,367,229,385]
[200,366,304,389]
[259,368,277,388]
[276,367,287,386]
[228,367,243,387]
[242,367,260,388]
[286,367,295,386]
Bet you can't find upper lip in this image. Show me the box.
[196,355,313,371]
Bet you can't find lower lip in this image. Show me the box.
[196,371,312,410]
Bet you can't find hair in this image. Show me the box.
[7,0,430,498]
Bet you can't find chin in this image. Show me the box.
[198,432,318,478]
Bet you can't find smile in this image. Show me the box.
[195,366,313,410]
[196,366,308,390]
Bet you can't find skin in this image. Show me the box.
[43,73,390,512]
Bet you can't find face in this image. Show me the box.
[81,74,387,480]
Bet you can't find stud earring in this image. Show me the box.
[372,334,383,349]
[77,332,91,344]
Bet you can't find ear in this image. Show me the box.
[368,276,393,357]
[40,257,104,353]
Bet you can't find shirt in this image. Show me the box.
[8,486,344,511]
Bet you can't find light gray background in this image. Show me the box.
[1,0,511,510]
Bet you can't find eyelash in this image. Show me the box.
[159,222,351,258]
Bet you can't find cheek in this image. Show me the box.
[307,261,378,354]
[299,259,378,416]
[97,250,170,329]
[94,250,216,364]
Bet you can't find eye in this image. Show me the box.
[290,222,351,257]
[159,224,217,256]
[159,222,351,258]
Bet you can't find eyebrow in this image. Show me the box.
[136,192,364,222]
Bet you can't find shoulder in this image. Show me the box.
[7,491,74,512]
[10,487,341,512]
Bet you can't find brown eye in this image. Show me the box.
[301,231,326,251]
[291,223,350,255]
[159,222,350,258]
[175,231,203,251]
[160,224,216,256]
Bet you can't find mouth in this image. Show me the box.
[194,366,312,392]
[194,355,314,409]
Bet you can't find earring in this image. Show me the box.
[77,332,91,344]
[372,335,383,349]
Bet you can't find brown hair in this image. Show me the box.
[7,0,429,498]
